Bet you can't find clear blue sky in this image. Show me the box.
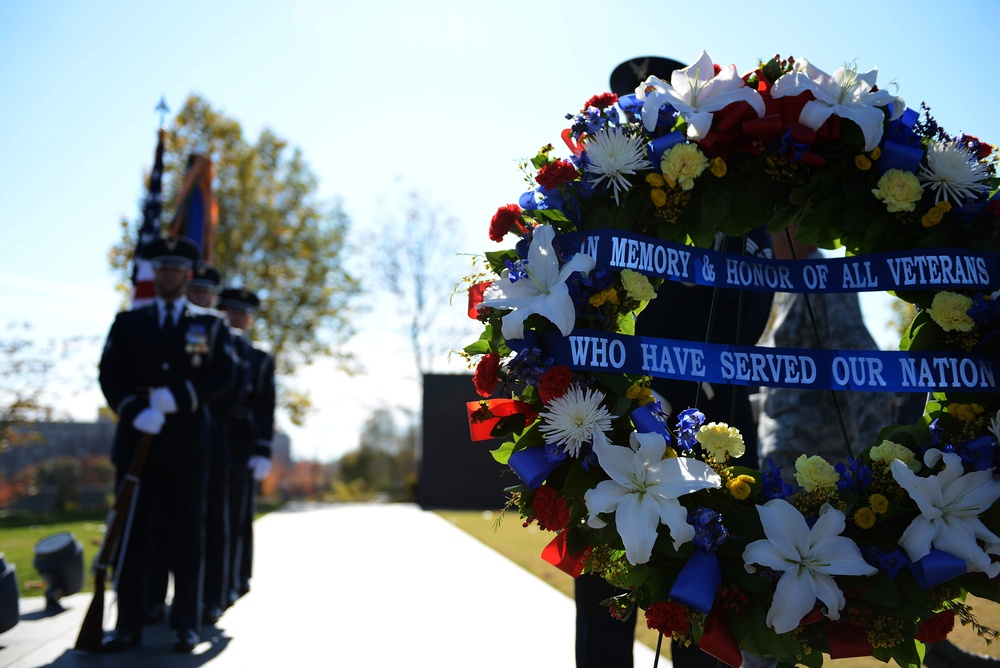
[2,0,997,460]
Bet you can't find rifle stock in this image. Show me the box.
[74,433,154,652]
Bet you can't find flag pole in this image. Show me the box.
[156,95,170,129]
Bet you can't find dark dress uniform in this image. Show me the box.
[98,295,235,646]
[146,262,241,625]
[574,229,775,668]
[228,336,276,602]
[201,322,246,621]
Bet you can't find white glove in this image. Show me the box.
[150,387,177,414]
[133,407,166,435]
[248,455,272,481]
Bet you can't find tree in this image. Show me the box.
[367,190,471,384]
[110,95,362,422]
[35,456,81,512]
[335,408,416,501]
[0,323,86,451]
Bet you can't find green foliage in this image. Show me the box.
[334,408,417,502]
[34,456,81,512]
[109,95,362,422]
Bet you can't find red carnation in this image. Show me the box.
[915,609,956,644]
[538,366,572,403]
[535,160,579,189]
[989,198,1000,219]
[473,352,500,397]
[533,484,570,532]
[645,601,691,636]
[489,203,522,242]
[584,92,618,110]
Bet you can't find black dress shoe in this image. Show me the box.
[203,606,223,625]
[171,627,200,653]
[102,628,141,652]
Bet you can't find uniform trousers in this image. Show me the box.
[203,463,231,612]
[114,464,207,634]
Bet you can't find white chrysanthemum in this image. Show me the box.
[583,125,651,205]
[917,139,991,204]
[538,385,614,457]
[990,410,1000,445]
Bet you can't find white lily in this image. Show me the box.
[743,500,877,634]
[771,58,904,152]
[585,429,721,565]
[479,224,595,340]
[891,448,1000,577]
[636,50,765,139]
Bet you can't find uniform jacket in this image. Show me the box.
[228,335,276,463]
[637,229,775,467]
[98,300,237,470]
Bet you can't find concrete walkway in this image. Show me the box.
[0,503,661,667]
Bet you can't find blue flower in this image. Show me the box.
[687,506,728,553]
[929,418,943,447]
[835,457,873,495]
[761,459,793,501]
[878,549,910,579]
[969,292,1000,326]
[675,407,706,451]
[544,441,567,463]
[506,347,552,385]
[959,435,997,472]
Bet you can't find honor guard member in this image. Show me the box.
[219,287,276,605]
[98,237,236,653]
[186,263,246,624]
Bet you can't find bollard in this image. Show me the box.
[0,553,18,633]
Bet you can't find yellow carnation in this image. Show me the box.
[872,169,923,213]
[793,454,840,492]
[660,143,709,191]
[868,493,889,514]
[869,440,920,472]
[695,422,745,461]
[620,269,657,301]
[927,291,974,332]
[855,507,876,530]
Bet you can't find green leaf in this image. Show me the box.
[463,339,492,356]
[490,440,515,465]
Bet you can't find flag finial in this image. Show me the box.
[155,96,170,129]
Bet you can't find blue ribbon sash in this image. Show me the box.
[556,229,1000,294]
[509,329,998,393]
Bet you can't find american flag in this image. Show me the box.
[129,128,166,309]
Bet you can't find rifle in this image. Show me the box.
[74,433,154,652]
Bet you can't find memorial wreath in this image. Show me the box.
[462,52,1000,667]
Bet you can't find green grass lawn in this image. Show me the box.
[437,509,1000,666]
[0,501,284,599]
[0,517,106,598]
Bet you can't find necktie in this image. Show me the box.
[162,303,176,336]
